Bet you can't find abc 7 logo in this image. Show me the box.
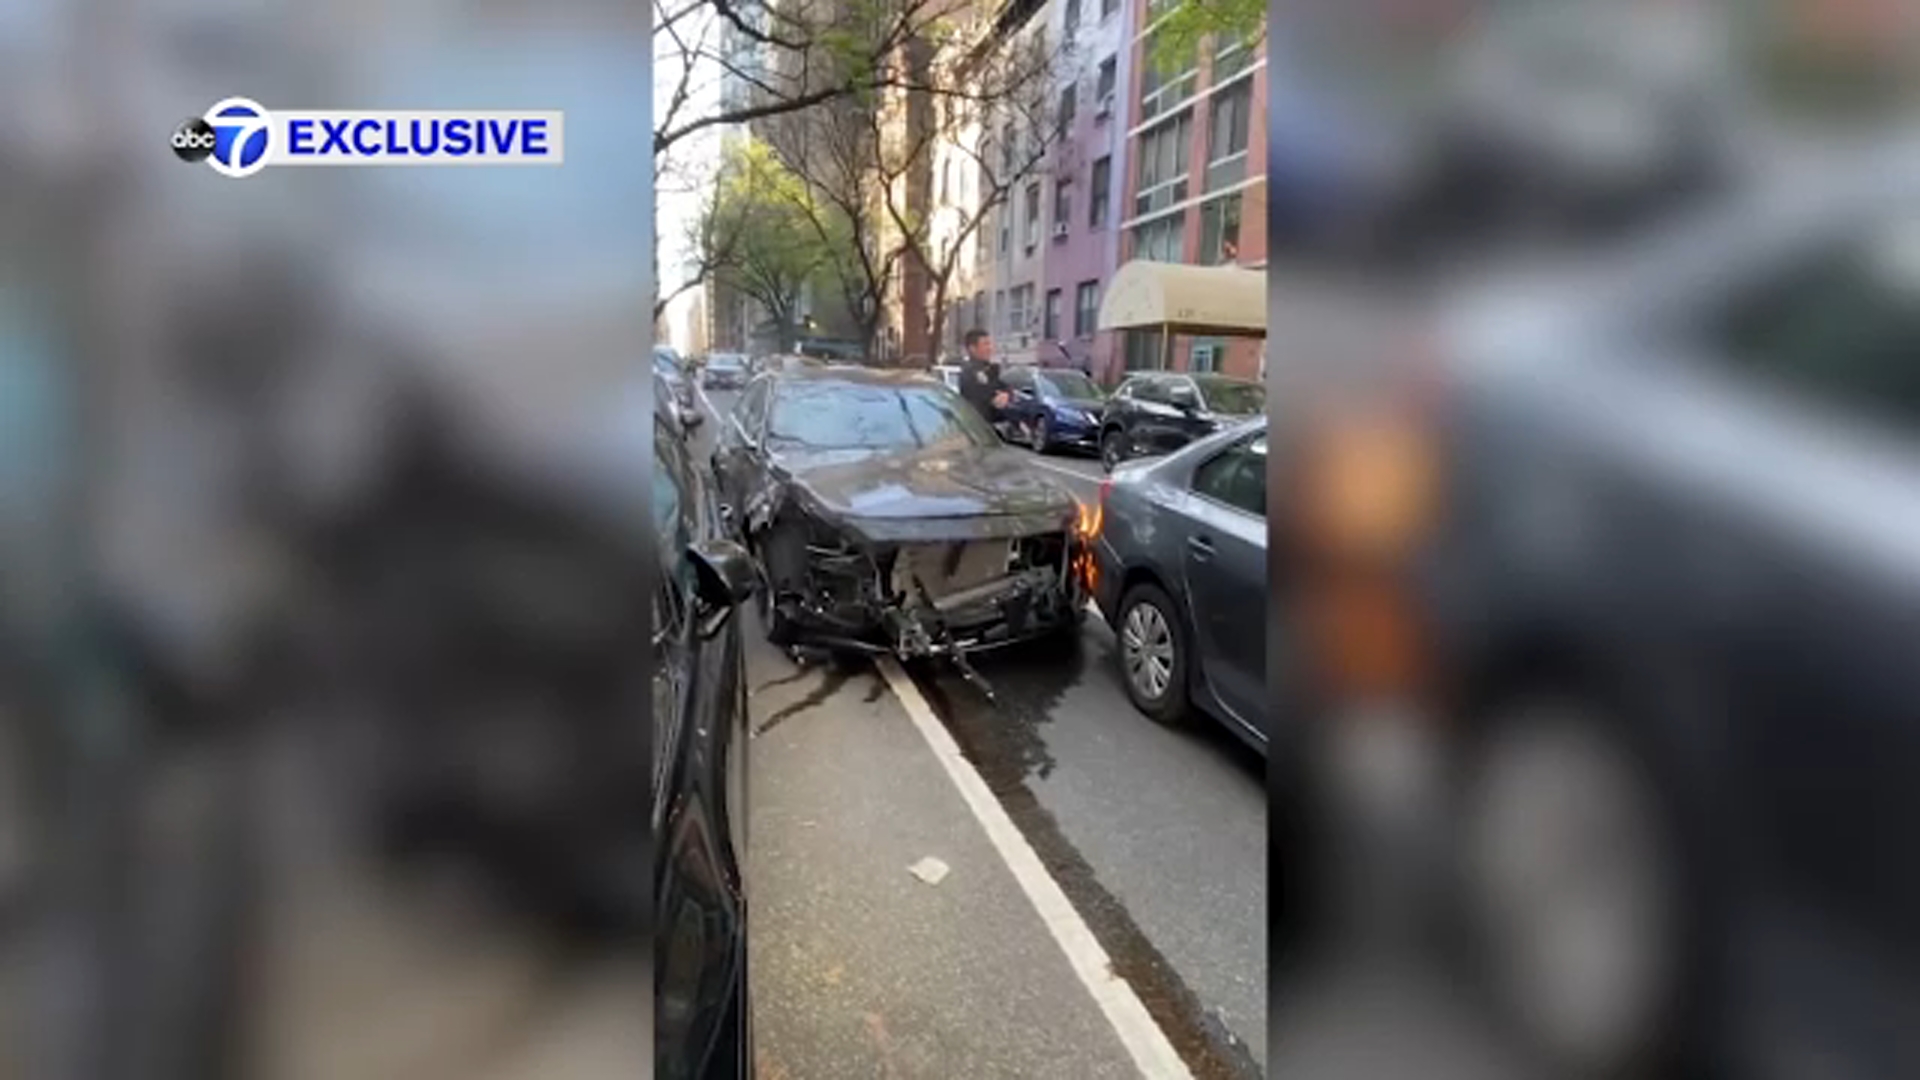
[171,118,217,162]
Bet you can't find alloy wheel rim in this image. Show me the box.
[1465,711,1675,1070]
[1120,603,1174,700]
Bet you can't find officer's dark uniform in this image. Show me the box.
[957,356,1005,426]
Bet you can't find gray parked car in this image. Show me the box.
[1087,418,1267,754]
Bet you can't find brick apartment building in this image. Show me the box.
[1118,0,1266,380]
[1040,0,1136,382]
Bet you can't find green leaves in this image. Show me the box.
[701,141,833,317]
[1146,0,1263,78]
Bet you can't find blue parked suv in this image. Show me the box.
[995,364,1108,454]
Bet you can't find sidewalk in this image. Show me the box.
[744,643,1145,1080]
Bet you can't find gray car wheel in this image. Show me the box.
[1459,698,1686,1078]
[1031,415,1052,454]
[1116,582,1190,726]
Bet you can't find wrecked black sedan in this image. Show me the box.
[710,365,1086,684]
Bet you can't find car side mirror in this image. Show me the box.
[687,539,758,636]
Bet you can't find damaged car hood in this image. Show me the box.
[768,443,1077,542]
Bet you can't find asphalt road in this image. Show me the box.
[694,384,1269,1080]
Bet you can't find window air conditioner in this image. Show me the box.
[1094,96,1111,119]
[1052,222,1070,238]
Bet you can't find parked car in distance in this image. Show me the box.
[703,353,750,391]
[931,363,963,393]
[710,365,1084,684]
[1313,148,1920,1080]
[654,386,756,1080]
[1087,418,1268,753]
[1099,372,1266,471]
[655,346,700,425]
[997,365,1108,454]
[655,370,692,436]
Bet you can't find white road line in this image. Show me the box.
[874,657,1195,1080]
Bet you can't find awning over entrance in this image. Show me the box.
[1096,260,1267,338]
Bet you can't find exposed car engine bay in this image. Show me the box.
[745,489,1085,696]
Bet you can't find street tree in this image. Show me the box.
[1147,0,1263,77]
[653,0,1010,157]
[867,12,1069,361]
[759,88,896,360]
[698,140,830,352]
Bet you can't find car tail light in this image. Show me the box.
[1293,331,1445,702]
[1295,332,1443,565]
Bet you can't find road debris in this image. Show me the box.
[907,857,951,887]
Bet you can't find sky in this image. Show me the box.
[653,5,727,336]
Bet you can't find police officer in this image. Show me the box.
[956,328,1008,426]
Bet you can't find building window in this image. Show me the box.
[1131,211,1186,262]
[1212,30,1255,84]
[1002,122,1016,172]
[993,290,1006,333]
[1053,181,1072,232]
[1100,0,1117,19]
[1138,31,1199,121]
[1134,111,1191,218]
[999,206,1011,258]
[1189,337,1223,373]
[1044,289,1063,339]
[1075,280,1099,336]
[1058,85,1076,134]
[1125,329,1166,371]
[1206,79,1251,192]
[1008,284,1034,336]
[1089,156,1111,227]
[1096,56,1117,105]
[1024,182,1042,251]
[1065,0,1081,32]
[1199,193,1242,264]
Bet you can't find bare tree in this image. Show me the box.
[867,18,1069,361]
[698,141,830,352]
[652,0,1016,158]
[760,90,896,359]
[655,170,745,322]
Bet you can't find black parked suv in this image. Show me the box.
[654,391,757,1079]
[1098,371,1265,471]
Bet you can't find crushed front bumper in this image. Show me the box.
[767,531,1086,663]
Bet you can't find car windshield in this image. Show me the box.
[654,354,679,376]
[1038,370,1104,400]
[767,380,998,451]
[710,355,746,370]
[1197,378,1264,415]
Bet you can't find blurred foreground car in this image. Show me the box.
[1088,419,1268,754]
[1428,4,1740,231]
[1268,5,1739,266]
[702,353,749,391]
[1099,372,1264,471]
[711,366,1084,690]
[655,345,700,426]
[1317,151,1920,1080]
[654,388,756,1080]
[997,365,1107,454]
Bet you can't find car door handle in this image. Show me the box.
[1187,535,1215,560]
